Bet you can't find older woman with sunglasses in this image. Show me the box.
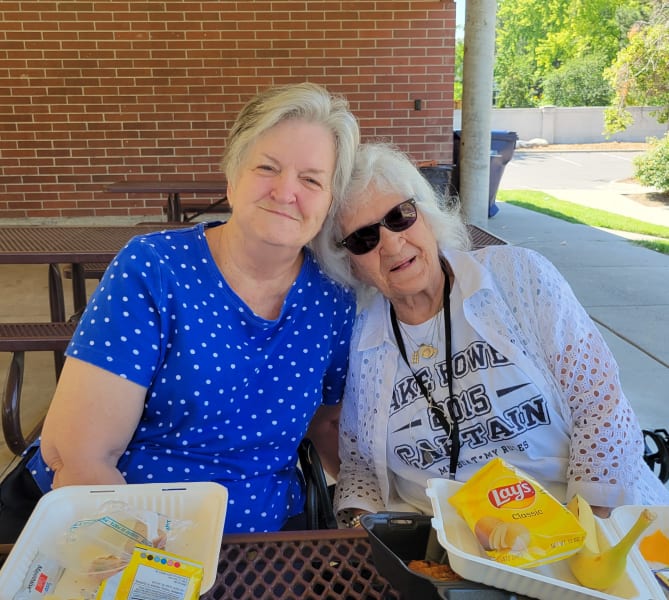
[312,143,669,528]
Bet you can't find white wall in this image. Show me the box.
[453,106,669,143]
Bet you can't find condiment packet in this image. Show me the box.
[448,457,585,568]
[95,544,203,600]
[12,552,63,599]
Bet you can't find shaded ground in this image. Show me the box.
[625,190,669,207]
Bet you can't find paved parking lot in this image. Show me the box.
[501,150,644,190]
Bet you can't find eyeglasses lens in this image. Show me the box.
[340,199,417,255]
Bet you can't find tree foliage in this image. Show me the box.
[633,132,669,191]
[454,38,464,107]
[494,0,649,108]
[543,53,614,106]
[604,2,669,132]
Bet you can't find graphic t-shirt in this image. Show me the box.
[387,281,570,512]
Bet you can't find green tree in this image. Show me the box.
[454,38,464,107]
[495,0,648,108]
[543,53,614,106]
[604,2,669,132]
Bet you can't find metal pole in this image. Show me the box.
[460,0,497,226]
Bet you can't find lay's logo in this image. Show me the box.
[488,480,536,509]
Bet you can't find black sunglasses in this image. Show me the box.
[337,199,418,255]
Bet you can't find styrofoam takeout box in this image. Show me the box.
[427,478,667,600]
[0,481,228,599]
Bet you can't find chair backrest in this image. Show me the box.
[643,428,669,483]
[298,438,337,530]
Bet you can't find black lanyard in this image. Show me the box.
[389,259,461,480]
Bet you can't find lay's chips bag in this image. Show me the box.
[448,457,585,568]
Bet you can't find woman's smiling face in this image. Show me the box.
[340,189,442,313]
[226,118,336,251]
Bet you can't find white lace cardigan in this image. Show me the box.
[334,245,669,522]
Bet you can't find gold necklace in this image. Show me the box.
[398,310,442,364]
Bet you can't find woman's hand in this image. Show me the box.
[591,505,613,518]
[345,509,371,528]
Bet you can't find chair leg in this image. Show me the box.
[2,352,27,456]
[48,264,66,323]
[2,352,46,457]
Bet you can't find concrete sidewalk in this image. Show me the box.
[485,198,669,431]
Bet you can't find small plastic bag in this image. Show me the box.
[57,500,189,582]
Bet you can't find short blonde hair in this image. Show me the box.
[221,82,360,209]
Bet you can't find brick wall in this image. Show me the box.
[0,1,456,219]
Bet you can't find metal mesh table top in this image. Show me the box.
[0,224,188,264]
[202,529,401,600]
[105,179,227,195]
[467,224,507,249]
[0,223,503,263]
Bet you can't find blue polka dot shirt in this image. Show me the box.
[28,222,355,533]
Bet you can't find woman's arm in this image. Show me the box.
[510,248,643,506]
[334,326,388,518]
[40,356,147,488]
[306,403,342,478]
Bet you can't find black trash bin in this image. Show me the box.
[452,129,518,217]
[418,163,457,207]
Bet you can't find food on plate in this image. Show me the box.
[448,458,585,568]
[566,494,656,591]
[639,529,669,566]
[62,502,174,581]
[473,515,530,552]
[407,559,462,581]
[88,554,128,577]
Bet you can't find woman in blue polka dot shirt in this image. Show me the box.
[0,83,360,542]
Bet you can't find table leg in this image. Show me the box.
[167,192,182,222]
[184,195,230,222]
[71,263,87,315]
[48,264,66,323]
[47,264,66,376]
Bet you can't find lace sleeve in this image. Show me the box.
[333,318,387,522]
[483,247,647,506]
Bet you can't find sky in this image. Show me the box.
[456,0,465,37]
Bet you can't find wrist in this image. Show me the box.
[347,513,364,528]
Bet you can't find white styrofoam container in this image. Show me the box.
[0,481,228,599]
[427,478,667,600]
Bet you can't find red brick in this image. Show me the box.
[0,1,455,218]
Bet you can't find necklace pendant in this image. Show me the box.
[419,344,438,359]
[411,350,420,364]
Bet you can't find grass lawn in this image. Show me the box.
[496,190,669,255]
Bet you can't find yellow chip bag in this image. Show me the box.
[448,457,585,568]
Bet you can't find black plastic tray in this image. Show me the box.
[361,512,514,599]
